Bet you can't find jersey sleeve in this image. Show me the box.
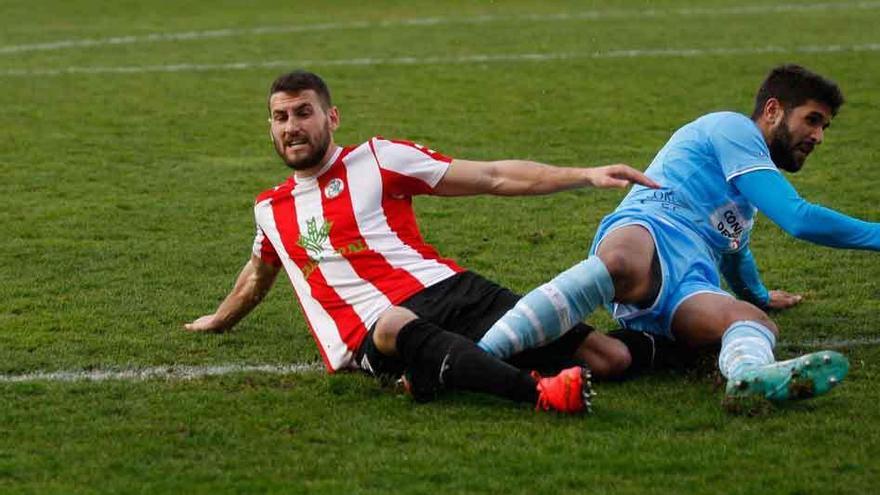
[707,113,777,181]
[719,244,769,307]
[733,169,880,250]
[252,224,282,266]
[370,138,452,195]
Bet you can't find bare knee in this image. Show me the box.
[373,306,419,356]
[674,294,780,348]
[713,297,779,336]
[576,332,632,379]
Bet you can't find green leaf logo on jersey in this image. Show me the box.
[298,217,332,261]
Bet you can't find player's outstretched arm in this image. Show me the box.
[184,255,281,333]
[735,170,880,250]
[433,159,660,196]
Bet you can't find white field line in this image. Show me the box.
[3,43,880,78]
[0,362,323,383]
[2,1,879,55]
[0,336,878,383]
[778,336,880,350]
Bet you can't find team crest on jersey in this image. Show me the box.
[298,217,332,261]
[324,178,345,199]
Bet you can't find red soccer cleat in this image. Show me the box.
[533,365,595,414]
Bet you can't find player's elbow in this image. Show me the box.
[484,160,545,196]
[483,162,515,195]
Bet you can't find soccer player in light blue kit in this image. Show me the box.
[478,64,870,404]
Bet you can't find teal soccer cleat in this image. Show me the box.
[725,351,849,402]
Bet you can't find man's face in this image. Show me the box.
[768,99,833,173]
[269,90,338,171]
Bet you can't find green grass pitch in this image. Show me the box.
[2,0,880,493]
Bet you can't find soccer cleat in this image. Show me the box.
[533,365,595,414]
[725,350,849,402]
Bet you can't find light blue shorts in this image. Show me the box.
[589,211,731,340]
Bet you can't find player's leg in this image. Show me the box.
[446,269,658,379]
[372,306,591,413]
[590,227,673,377]
[477,225,658,359]
[506,324,678,379]
[574,330,631,377]
[604,328,692,377]
[451,274,632,378]
[672,293,848,401]
[595,225,661,305]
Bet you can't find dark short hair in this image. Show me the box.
[751,64,844,119]
[268,70,332,109]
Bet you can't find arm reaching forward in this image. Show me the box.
[184,255,281,333]
[734,169,880,250]
[433,159,660,196]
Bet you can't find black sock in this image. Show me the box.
[396,318,537,404]
[607,328,657,378]
[608,328,693,377]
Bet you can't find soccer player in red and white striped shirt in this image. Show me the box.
[185,70,663,413]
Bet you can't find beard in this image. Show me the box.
[768,119,805,173]
[274,125,332,171]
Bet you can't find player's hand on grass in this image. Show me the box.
[585,164,661,189]
[766,290,803,310]
[184,314,228,333]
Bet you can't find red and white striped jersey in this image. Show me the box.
[253,137,464,372]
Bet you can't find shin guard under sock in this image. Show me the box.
[718,321,776,380]
[478,256,614,359]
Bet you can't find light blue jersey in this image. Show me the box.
[618,111,777,254]
[591,112,777,337]
[479,108,880,353]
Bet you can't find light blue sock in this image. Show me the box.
[718,321,776,379]
[477,256,614,359]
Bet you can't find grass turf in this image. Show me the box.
[2,0,880,493]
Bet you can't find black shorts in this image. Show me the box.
[356,271,594,378]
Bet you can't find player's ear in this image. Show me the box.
[328,106,340,132]
[764,98,784,127]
